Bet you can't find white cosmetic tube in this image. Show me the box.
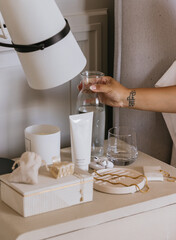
[69,112,93,171]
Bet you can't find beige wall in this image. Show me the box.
[114,0,176,163]
[0,0,114,159]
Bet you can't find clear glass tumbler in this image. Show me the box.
[107,126,138,166]
[76,70,105,157]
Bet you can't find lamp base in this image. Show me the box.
[0,158,15,175]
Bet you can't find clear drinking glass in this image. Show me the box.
[76,70,105,157]
[107,126,138,166]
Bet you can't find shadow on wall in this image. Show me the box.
[84,0,115,136]
[84,0,114,76]
[0,64,70,159]
[119,0,176,163]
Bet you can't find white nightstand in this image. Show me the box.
[0,148,176,240]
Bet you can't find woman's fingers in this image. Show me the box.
[90,76,114,93]
[90,83,111,93]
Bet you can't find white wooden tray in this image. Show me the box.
[92,168,146,194]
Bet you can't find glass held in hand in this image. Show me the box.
[107,126,138,166]
[76,70,106,157]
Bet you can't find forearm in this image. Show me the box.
[124,86,176,113]
[90,77,176,113]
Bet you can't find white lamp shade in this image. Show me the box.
[0,0,86,89]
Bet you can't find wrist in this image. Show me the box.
[122,89,136,108]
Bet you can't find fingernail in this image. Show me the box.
[90,85,96,90]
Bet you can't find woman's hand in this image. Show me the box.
[89,76,130,107]
[78,76,176,112]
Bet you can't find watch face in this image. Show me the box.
[0,158,15,175]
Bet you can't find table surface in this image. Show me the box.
[1,148,176,240]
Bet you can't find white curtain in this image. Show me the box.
[113,0,176,164]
